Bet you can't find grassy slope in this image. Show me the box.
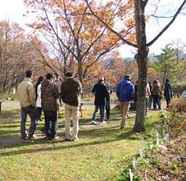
[0,101,160,181]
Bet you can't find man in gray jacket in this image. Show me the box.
[61,72,82,141]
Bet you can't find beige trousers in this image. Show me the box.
[120,102,129,129]
[64,104,79,140]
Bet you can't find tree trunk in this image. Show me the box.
[133,54,148,132]
[77,61,84,86]
[133,0,148,132]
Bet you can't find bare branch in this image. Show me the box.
[41,3,78,60]
[84,0,138,48]
[151,15,174,19]
[147,0,186,46]
[81,28,107,59]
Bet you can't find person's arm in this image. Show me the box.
[116,83,120,99]
[146,84,151,97]
[60,82,64,98]
[53,84,59,99]
[92,85,96,94]
[27,83,36,106]
[104,85,109,100]
[130,84,135,100]
[78,81,83,95]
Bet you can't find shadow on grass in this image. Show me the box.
[0,108,160,157]
[0,128,136,157]
[0,129,19,136]
[0,124,20,129]
[0,110,19,124]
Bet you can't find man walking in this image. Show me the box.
[17,70,36,140]
[61,72,82,141]
[164,79,173,108]
[116,75,134,129]
[91,78,109,124]
[41,73,59,140]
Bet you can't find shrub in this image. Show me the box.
[172,82,186,96]
[168,97,186,112]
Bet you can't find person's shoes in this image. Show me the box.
[64,138,73,142]
[90,120,97,125]
[42,136,50,140]
[27,134,37,140]
[54,136,60,140]
[72,137,79,142]
[100,121,107,125]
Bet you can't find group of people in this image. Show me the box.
[134,79,173,110]
[17,70,82,141]
[116,76,173,129]
[17,69,173,141]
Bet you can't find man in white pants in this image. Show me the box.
[61,72,82,141]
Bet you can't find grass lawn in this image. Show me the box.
[0,101,160,181]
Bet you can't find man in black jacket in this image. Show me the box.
[91,78,109,124]
[61,72,82,141]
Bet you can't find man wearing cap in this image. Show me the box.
[116,75,134,129]
[61,72,82,141]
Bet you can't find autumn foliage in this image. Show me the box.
[23,0,135,85]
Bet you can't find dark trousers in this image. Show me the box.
[153,95,161,110]
[105,98,110,120]
[36,107,42,121]
[92,105,105,121]
[165,98,171,108]
[43,110,57,139]
[20,105,36,139]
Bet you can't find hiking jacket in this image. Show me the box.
[152,84,161,97]
[116,79,134,102]
[61,78,82,107]
[17,78,35,108]
[92,83,109,106]
[41,79,59,111]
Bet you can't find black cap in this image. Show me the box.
[46,73,53,80]
[124,75,130,80]
[65,72,73,77]
[25,70,32,78]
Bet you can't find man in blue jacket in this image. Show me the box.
[116,75,134,129]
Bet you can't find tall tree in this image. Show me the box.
[85,0,186,132]
[24,0,134,85]
[153,45,185,86]
[0,21,46,92]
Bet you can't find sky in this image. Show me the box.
[0,0,186,58]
